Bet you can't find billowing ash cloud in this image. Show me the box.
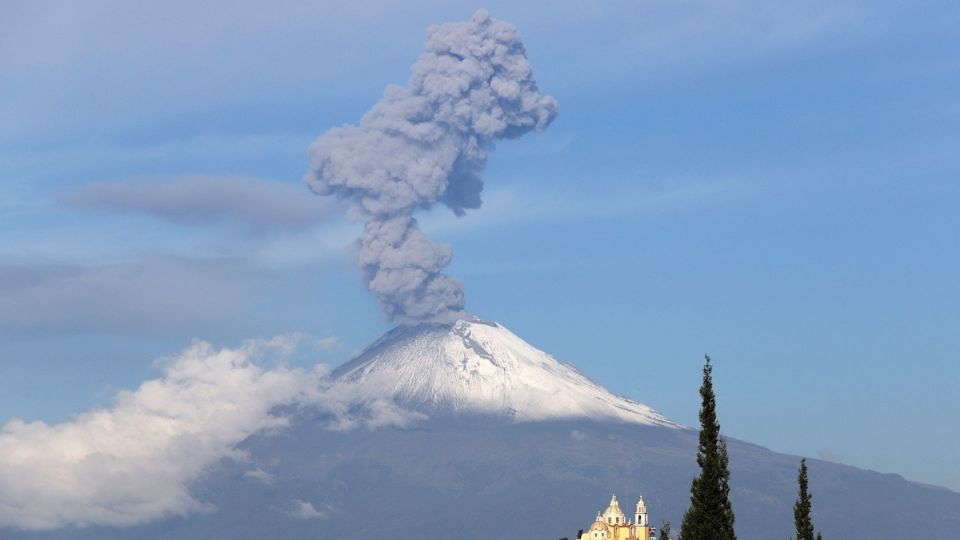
[305,10,557,324]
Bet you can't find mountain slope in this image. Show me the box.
[15,417,959,540]
[7,319,959,540]
[332,319,675,426]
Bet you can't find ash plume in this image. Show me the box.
[305,10,557,324]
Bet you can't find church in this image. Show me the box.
[581,495,655,540]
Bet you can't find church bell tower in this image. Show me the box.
[635,496,648,527]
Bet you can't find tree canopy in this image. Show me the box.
[794,458,822,540]
[680,355,737,540]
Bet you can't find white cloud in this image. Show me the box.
[0,333,429,531]
[322,396,428,433]
[290,499,330,520]
[242,468,276,486]
[357,399,428,430]
[314,336,341,351]
[0,336,322,530]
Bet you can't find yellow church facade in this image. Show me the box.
[582,495,654,540]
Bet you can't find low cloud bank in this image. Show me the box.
[64,175,334,229]
[0,258,253,337]
[0,335,418,530]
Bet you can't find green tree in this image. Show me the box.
[680,355,737,540]
[719,438,735,535]
[658,521,672,540]
[793,458,822,540]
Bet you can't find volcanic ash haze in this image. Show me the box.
[304,10,558,324]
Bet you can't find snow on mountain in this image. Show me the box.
[331,318,677,427]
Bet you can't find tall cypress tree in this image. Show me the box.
[680,355,737,540]
[793,458,821,540]
[719,438,736,538]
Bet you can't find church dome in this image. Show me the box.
[590,520,607,532]
[604,495,625,517]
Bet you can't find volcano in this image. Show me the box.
[331,319,674,426]
[13,320,960,540]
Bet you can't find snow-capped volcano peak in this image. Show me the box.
[331,319,677,427]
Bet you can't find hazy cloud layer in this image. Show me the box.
[0,336,424,530]
[64,175,334,229]
[306,10,557,324]
[0,1,872,147]
[0,258,253,336]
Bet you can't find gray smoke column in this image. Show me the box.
[305,10,557,324]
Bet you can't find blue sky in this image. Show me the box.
[1,0,958,493]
